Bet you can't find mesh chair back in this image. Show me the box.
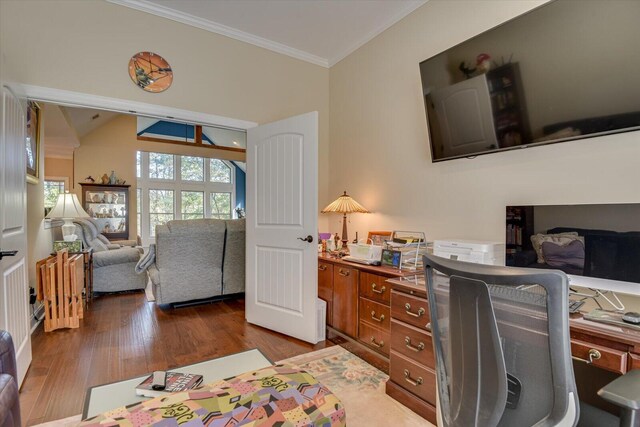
[423,254,579,427]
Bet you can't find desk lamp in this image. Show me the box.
[321,191,370,247]
[45,192,90,241]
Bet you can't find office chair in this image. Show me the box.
[423,254,640,427]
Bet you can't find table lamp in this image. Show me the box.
[321,191,370,247]
[45,191,90,241]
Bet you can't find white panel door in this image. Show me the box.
[430,74,498,157]
[0,85,32,385]
[246,111,319,344]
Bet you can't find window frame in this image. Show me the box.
[136,151,235,246]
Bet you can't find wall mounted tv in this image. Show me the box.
[419,0,640,162]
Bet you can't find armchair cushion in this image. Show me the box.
[93,247,141,268]
[0,374,20,427]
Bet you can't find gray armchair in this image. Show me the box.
[423,254,640,427]
[73,218,146,293]
[0,331,20,427]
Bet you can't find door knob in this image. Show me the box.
[0,250,18,260]
[297,235,313,243]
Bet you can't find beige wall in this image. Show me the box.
[44,157,74,187]
[75,114,247,239]
[0,0,330,226]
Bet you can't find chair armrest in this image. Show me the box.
[93,247,141,268]
[0,374,20,426]
[597,369,640,411]
[112,239,138,247]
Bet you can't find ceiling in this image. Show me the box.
[62,107,119,138]
[107,0,427,67]
[42,104,80,159]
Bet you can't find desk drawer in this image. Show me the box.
[571,339,628,374]
[630,353,640,371]
[359,298,390,331]
[390,351,436,405]
[360,272,391,304]
[391,291,430,330]
[318,262,334,301]
[359,321,390,356]
[390,320,434,369]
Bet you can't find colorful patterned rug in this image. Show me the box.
[278,346,432,427]
[32,346,433,427]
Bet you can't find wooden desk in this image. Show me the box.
[317,258,640,424]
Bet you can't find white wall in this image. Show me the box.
[329,0,640,245]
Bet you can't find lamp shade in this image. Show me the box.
[45,192,90,219]
[321,191,370,214]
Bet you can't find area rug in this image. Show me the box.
[278,346,433,427]
[32,346,433,427]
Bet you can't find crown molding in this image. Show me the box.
[328,0,428,67]
[105,0,330,68]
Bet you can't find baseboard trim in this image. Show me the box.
[30,304,45,334]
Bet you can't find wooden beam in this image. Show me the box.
[136,135,246,153]
[195,125,203,145]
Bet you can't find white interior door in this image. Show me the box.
[0,86,32,385]
[246,111,319,344]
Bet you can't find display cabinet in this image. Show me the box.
[79,183,130,240]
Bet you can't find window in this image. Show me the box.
[136,151,237,245]
[149,189,174,236]
[136,151,141,178]
[181,156,204,182]
[44,179,66,216]
[210,159,231,183]
[149,152,174,180]
[182,191,204,220]
[210,192,231,219]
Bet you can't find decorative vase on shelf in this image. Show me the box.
[109,171,116,185]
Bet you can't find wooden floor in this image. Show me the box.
[19,292,329,426]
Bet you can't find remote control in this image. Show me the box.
[622,312,640,325]
[151,371,167,390]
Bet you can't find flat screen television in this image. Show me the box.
[419,0,640,162]
[505,204,640,295]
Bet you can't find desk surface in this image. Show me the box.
[385,274,640,354]
[318,252,415,277]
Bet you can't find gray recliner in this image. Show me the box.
[0,330,20,427]
[423,254,640,427]
[73,218,146,293]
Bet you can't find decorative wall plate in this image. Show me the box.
[128,51,173,93]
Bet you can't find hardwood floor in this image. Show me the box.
[19,292,330,426]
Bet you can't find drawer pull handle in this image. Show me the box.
[425,322,432,332]
[588,349,602,364]
[371,311,385,323]
[403,369,423,386]
[404,336,425,352]
[318,265,327,271]
[338,269,350,277]
[370,337,385,348]
[371,284,386,294]
[405,303,425,318]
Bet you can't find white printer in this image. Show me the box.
[433,239,506,266]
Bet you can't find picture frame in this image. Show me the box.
[381,249,402,268]
[26,101,41,184]
[367,230,392,246]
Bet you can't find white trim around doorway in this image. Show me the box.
[22,84,258,131]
